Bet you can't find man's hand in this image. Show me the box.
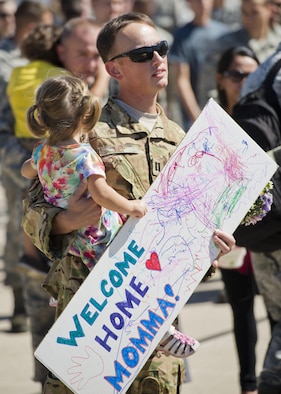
[213,229,236,267]
[202,229,236,282]
[52,180,103,235]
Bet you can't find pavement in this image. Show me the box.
[0,179,271,394]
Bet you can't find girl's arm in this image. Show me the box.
[88,175,147,218]
[21,158,38,179]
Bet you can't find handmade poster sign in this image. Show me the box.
[35,99,278,393]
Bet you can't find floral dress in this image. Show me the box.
[31,142,123,270]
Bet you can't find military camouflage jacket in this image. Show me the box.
[90,98,185,199]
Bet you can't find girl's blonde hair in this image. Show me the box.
[27,75,101,145]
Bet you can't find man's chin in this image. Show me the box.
[157,80,168,90]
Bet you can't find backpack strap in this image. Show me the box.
[261,57,281,124]
[263,58,281,162]
[262,57,281,88]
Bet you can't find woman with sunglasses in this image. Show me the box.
[216,46,260,394]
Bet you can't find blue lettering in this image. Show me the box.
[101,279,113,297]
[157,298,176,318]
[104,361,131,391]
[128,240,145,258]
[80,297,107,326]
[140,310,164,335]
[56,242,146,349]
[95,324,118,352]
[109,269,123,288]
[90,297,107,311]
[56,314,85,346]
[116,289,141,318]
[80,304,98,326]
[115,252,137,276]
[129,276,149,297]
[130,327,154,352]
[110,313,124,330]
[122,346,139,368]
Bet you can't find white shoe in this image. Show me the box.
[157,325,200,358]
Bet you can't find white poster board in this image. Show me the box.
[35,99,277,393]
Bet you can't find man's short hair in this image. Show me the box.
[97,12,155,63]
[15,0,51,29]
[59,16,101,45]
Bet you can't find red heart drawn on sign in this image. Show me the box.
[145,252,161,271]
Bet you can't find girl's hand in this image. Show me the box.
[130,200,148,218]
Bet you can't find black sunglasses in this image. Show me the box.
[223,70,250,83]
[107,40,169,63]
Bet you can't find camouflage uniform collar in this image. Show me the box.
[102,97,166,135]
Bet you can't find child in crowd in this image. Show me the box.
[21,74,200,358]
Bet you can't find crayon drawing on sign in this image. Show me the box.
[35,99,277,393]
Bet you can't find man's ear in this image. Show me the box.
[105,61,122,80]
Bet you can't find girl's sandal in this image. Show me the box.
[157,325,200,358]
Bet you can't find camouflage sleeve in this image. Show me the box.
[22,180,76,263]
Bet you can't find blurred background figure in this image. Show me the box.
[212,0,242,29]
[168,0,229,130]
[59,0,93,22]
[199,0,281,108]
[153,0,194,34]
[216,45,261,394]
[269,0,281,23]
[216,46,259,112]
[55,17,109,99]
[0,0,16,39]
[132,0,173,44]
[91,0,134,24]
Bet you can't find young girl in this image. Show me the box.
[21,75,147,270]
[21,75,200,359]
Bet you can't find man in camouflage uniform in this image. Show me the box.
[22,12,235,393]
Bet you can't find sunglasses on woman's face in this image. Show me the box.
[107,40,169,63]
[223,70,250,83]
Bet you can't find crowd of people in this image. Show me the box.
[0,1,281,394]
